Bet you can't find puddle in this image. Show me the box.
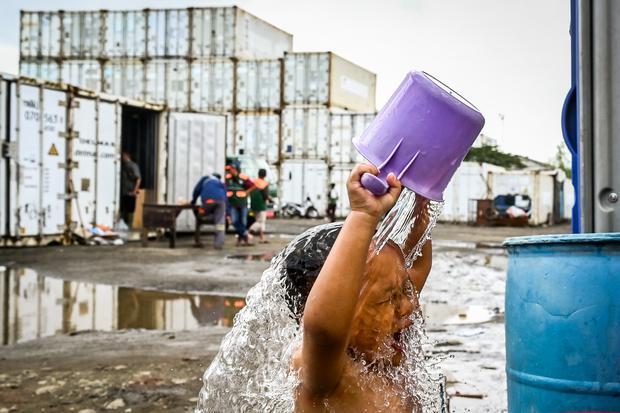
[1,267,246,346]
[422,304,499,326]
[226,252,276,262]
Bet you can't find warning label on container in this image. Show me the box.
[48,143,59,156]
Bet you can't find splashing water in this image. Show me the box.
[196,189,445,412]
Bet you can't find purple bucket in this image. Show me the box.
[354,71,485,201]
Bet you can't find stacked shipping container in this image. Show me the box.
[280,52,376,215]
[19,7,379,219]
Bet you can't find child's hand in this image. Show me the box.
[347,164,402,222]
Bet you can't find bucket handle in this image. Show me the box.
[423,71,481,112]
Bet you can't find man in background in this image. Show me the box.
[326,182,338,223]
[191,173,227,249]
[120,151,141,228]
[225,164,255,246]
[249,168,271,244]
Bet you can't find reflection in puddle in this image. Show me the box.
[226,252,276,262]
[423,304,498,326]
[1,268,245,346]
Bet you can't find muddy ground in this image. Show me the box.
[0,219,570,412]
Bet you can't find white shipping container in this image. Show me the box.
[104,10,147,57]
[19,60,60,83]
[7,82,67,237]
[20,12,61,58]
[329,113,374,164]
[329,164,354,218]
[233,113,279,163]
[146,9,190,57]
[190,7,292,59]
[103,60,145,101]
[95,102,120,228]
[280,160,328,214]
[190,59,234,112]
[0,80,7,238]
[236,59,281,111]
[232,8,292,59]
[284,52,377,112]
[441,162,504,223]
[281,107,329,160]
[60,60,102,91]
[146,59,190,110]
[166,112,227,232]
[61,11,103,58]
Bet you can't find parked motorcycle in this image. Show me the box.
[281,197,320,219]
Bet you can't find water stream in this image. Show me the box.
[196,189,446,412]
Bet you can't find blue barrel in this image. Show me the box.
[505,233,620,412]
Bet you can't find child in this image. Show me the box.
[292,163,432,412]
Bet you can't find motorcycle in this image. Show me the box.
[281,196,320,219]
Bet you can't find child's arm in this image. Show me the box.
[300,164,402,395]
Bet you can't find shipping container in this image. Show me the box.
[233,113,279,163]
[20,11,61,58]
[146,59,190,110]
[190,7,292,59]
[236,59,281,111]
[329,164,354,218]
[283,52,376,112]
[60,60,102,91]
[1,75,169,245]
[7,81,67,238]
[0,80,7,238]
[441,162,503,223]
[21,7,292,60]
[61,11,104,58]
[281,107,329,160]
[102,59,145,101]
[103,10,147,58]
[146,9,190,58]
[329,113,374,164]
[280,159,328,214]
[19,59,60,83]
[190,58,234,112]
[166,112,227,232]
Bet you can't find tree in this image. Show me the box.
[551,143,572,179]
[464,144,525,169]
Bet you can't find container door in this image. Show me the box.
[0,80,6,238]
[10,84,42,237]
[96,101,120,227]
[167,112,226,232]
[71,97,97,231]
[40,88,67,235]
[303,161,328,214]
[280,161,303,205]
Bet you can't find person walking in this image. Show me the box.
[326,182,338,223]
[249,168,271,244]
[191,173,227,249]
[120,151,141,228]
[225,164,255,246]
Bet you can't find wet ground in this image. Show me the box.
[0,219,570,412]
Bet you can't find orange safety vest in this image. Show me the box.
[253,177,269,190]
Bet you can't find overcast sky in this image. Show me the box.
[0,0,570,163]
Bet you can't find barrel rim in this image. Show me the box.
[503,232,620,247]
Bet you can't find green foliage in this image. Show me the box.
[551,143,572,179]
[465,144,525,169]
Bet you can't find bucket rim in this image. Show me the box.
[503,232,620,247]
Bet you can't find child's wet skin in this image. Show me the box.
[293,164,433,413]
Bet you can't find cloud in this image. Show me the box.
[0,43,19,75]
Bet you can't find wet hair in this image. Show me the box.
[281,222,343,321]
[258,168,267,178]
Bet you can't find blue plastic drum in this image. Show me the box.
[504,233,620,412]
